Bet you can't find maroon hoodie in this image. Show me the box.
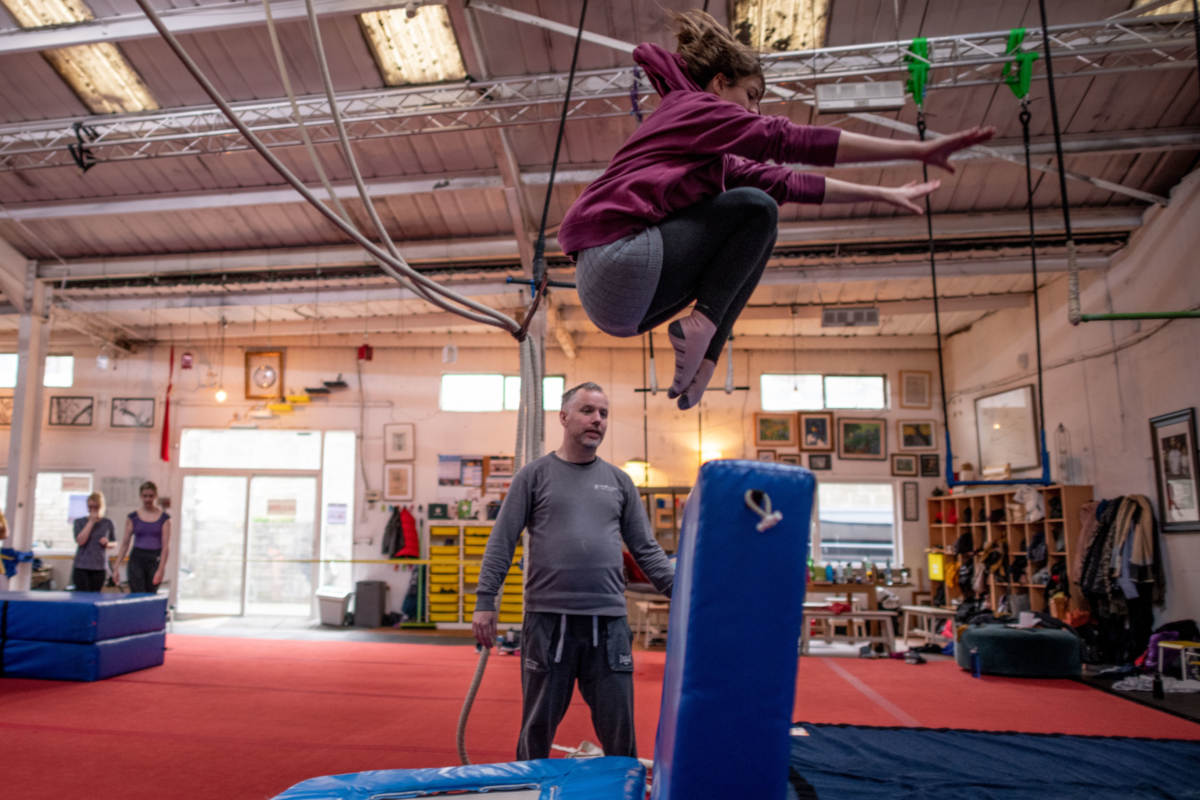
[557,43,841,256]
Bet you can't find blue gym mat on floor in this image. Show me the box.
[271,756,645,799]
[1,630,166,681]
[0,591,168,642]
[787,723,1200,799]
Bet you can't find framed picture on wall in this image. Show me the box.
[1149,408,1200,532]
[757,449,777,462]
[778,453,802,466]
[799,411,834,452]
[244,349,285,401]
[891,453,918,476]
[837,417,886,460]
[898,419,937,451]
[383,463,414,502]
[48,396,94,427]
[902,481,920,522]
[753,412,797,448]
[0,396,12,426]
[899,370,932,409]
[383,422,415,461]
[110,397,155,428]
[919,453,940,477]
[808,453,832,470]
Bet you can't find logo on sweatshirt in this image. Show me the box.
[594,484,619,493]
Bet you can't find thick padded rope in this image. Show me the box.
[132,0,521,334]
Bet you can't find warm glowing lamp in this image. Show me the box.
[215,387,228,403]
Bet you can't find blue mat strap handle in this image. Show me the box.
[744,489,783,532]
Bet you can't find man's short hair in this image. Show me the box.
[561,381,605,410]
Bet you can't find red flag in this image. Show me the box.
[161,345,174,462]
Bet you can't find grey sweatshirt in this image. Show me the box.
[474,453,674,615]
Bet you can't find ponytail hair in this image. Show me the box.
[669,9,762,91]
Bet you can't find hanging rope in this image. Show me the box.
[1035,0,1081,326]
[132,0,521,334]
[521,0,590,337]
[915,109,952,479]
[1018,101,1053,483]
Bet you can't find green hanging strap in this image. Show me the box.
[1002,27,1039,100]
[905,37,930,107]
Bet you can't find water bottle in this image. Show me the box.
[824,563,834,582]
[970,647,982,678]
[1152,672,1165,699]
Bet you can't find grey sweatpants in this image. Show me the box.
[516,612,636,760]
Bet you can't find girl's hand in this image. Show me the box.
[152,569,164,586]
[884,180,940,214]
[921,125,996,173]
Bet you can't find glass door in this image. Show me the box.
[178,475,249,615]
[245,476,318,616]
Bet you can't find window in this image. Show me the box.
[439,374,563,412]
[761,374,823,411]
[760,373,886,411]
[813,482,895,564]
[504,375,564,411]
[824,375,885,409]
[33,472,93,550]
[0,354,75,388]
[179,429,322,470]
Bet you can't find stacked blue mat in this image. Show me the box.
[0,591,167,681]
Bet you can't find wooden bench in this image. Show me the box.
[901,605,956,644]
[800,608,897,654]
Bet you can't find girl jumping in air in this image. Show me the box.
[558,10,994,409]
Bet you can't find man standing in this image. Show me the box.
[472,381,674,760]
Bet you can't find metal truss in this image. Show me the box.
[0,13,1194,172]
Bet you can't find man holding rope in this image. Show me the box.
[473,381,674,760]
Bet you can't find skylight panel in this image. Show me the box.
[359,5,467,86]
[731,0,830,53]
[1,0,158,113]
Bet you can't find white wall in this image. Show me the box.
[2,333,945,609]
[943,167,1200,625]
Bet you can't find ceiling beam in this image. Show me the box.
[14,327,942,352]
[0,0,422,56]
[30,206,1138,282]
[42,255,1102,317]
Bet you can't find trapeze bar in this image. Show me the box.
[1080,310,1200,321]
[505,277,577,289]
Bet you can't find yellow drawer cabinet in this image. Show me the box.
[423,520,526,629]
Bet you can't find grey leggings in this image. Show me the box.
[638,187,779,362]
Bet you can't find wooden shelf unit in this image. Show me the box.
[638,486,690,554]
[926,485,1092,616]
[427,521,524,628]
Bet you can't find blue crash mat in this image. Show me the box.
[788,723,1200,800]
[654,460,813,800]
[1,630,165,681]
[0,591,167,642]
[271,756,645,800]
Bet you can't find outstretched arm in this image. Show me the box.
[834,126,995,173]
[823,177,941,214]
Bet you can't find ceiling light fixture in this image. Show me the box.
[359,5,467,86]
[0,0,158,114]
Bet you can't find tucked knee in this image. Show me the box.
[732,188,778,228]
